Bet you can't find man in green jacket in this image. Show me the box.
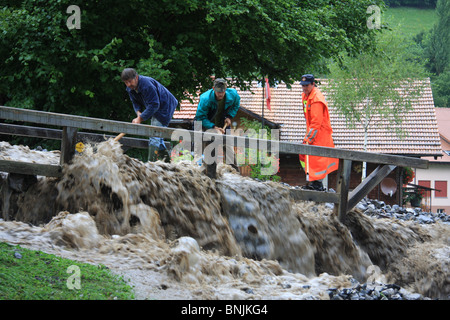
[194,78,241,178]
[195,78,241,132]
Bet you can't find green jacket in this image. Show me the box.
[195,88,240,129]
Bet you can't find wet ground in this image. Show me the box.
[0,140,448,300]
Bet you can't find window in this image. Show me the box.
[437,209,445,214]
[435,181,448,198]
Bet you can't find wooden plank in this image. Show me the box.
[289,189,339,203]
[278,141,428,169]
[0,123,62,140]
[347,165,397,211]
[226,134,429,169]
[0,106,429,169]
[0,123,158,150]
[60,127,78,165]
[0,160,62,177]
[334,159,352,221]
[0,105,172,138]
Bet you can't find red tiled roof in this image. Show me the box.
[423,108,450,162]
[434,108,450,143]
[174,79,442,157]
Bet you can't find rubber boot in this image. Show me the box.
[148,145,159,162]
[159,148,171,163]
[206,161,217,179]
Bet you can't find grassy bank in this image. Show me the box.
[385,7,438,36]
[0,242,134,300]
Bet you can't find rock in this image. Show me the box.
[417,215,434,224]
[325,202,334,210]
[280,282,291,289]
[404,293,422,300]
[359,199,448,224]
[325,281,428,301]
[373,200,385,209]
[14,252,22,259]
[350,293,360,300]
[356,202,367,211]
[241,287,254,294]
[331,294,343,300]
[327,288,337,298]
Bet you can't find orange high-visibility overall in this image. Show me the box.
[299,86,338,181]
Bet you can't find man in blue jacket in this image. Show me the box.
[121,68,178,161]
[195,78,240,178]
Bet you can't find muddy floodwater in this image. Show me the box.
[0,140,448,300]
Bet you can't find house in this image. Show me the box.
[172,78,442,206]
[415,108,450,213]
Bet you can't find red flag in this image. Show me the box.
[265,77,271,111]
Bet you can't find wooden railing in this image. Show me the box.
[0,106,428,221]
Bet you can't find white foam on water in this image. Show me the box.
[0,140,448,299]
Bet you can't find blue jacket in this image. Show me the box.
[195,88,241,129]
[126,75,178,126]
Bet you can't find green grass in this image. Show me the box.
[0,242,135,300]
[385,7,438,37]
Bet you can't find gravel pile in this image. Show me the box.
[285,182,449,225]
[356,198,450,224]
[328,282,426,300]
[282,184,449,300]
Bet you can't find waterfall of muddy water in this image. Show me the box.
[0,140,449,299]
[217,173,316,276]
[20,139,241,256]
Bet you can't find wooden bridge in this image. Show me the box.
[0,105,428,222]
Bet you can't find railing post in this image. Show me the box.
[1,179,12,220]
[60,126,78,165]
[334,159,352,221]
[347,164,397,211]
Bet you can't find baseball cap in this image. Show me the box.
[213,78,227,92]
[300,74,315,85]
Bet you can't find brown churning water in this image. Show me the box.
[0,140,448,299]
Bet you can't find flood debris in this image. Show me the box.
[0,140,448,300]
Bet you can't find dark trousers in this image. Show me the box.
[203,134,237,179]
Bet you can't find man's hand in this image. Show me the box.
[132,112,143,124]
[224,117,232,128]
[132,116,143,124]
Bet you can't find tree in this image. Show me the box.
[424,0,449,76]
[423,0,450,107]
[0,0,385,147]
[326,30,428,179]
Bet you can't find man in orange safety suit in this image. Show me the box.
[299,74,338,191]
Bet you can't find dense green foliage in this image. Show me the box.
[412,0,450,108]
[0,0,384,124]
[0,242,134,299]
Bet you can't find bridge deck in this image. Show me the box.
[0,106,429,220]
